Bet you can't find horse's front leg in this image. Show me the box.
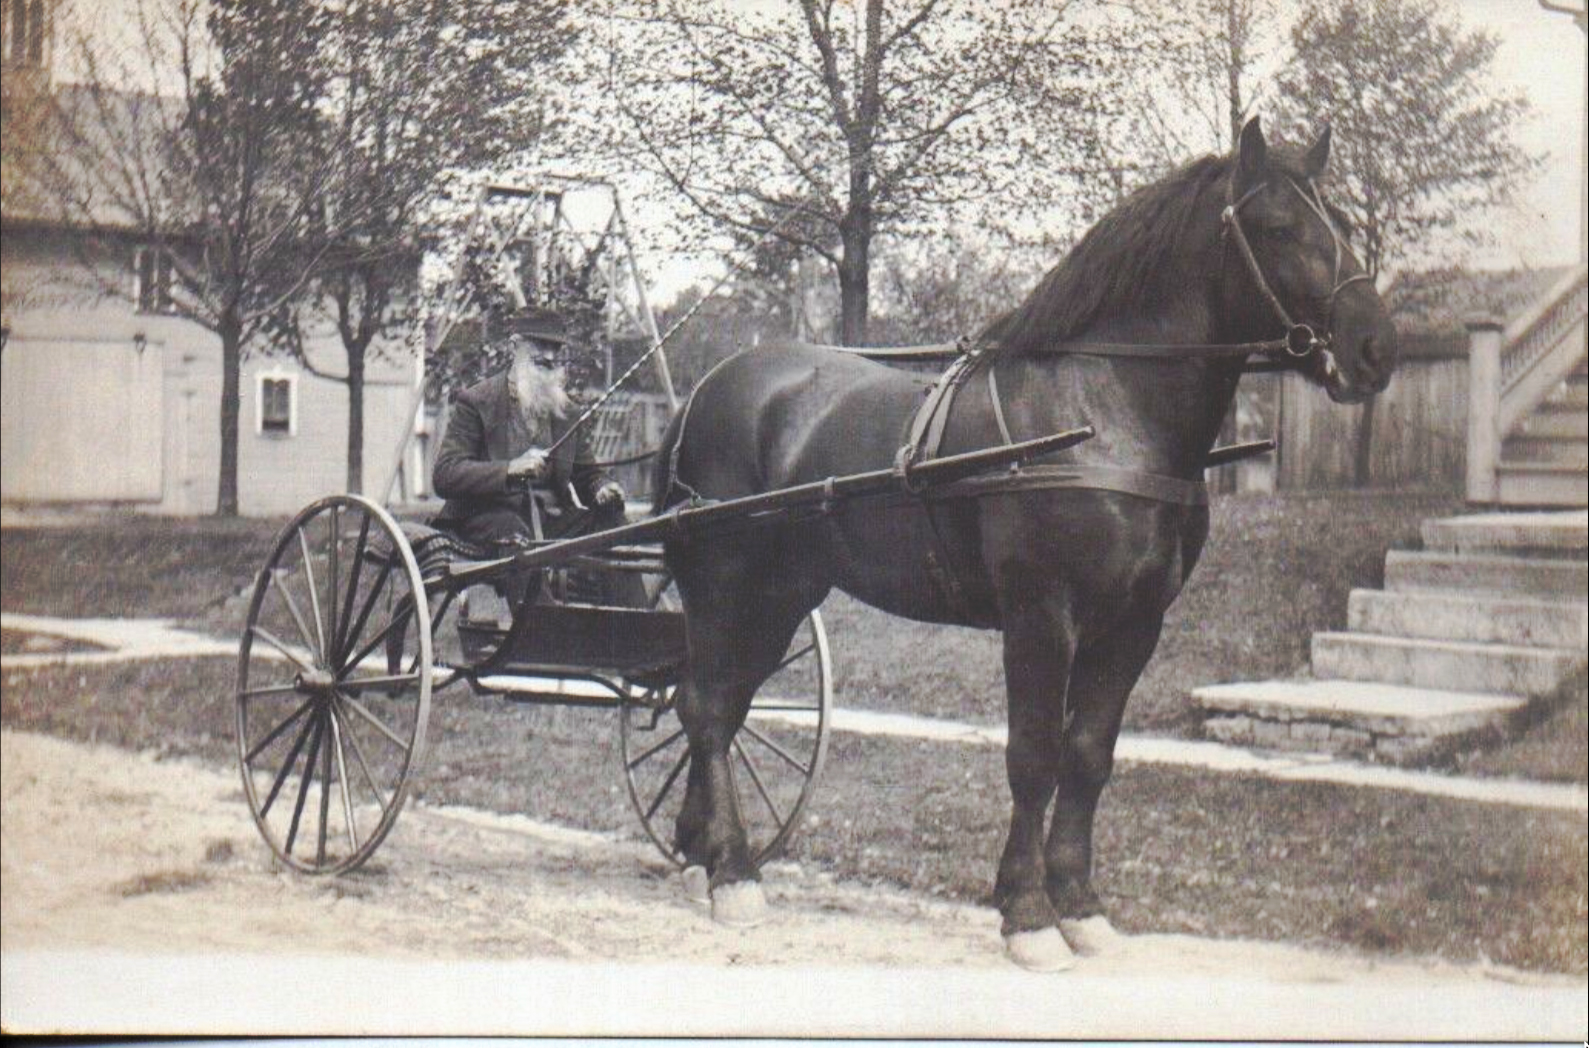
[994,596,1081,971]
[1046,611,1165,955]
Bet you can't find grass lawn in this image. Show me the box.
[2,490,1463,734]
[2,653,1583,974]
[17,489,1580,780]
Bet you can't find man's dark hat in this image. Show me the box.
[498,310,574,347]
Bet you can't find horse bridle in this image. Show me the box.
[1221,174,1374,370]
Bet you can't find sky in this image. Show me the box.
[1459,0,1586,268]
[58,0,1589,303]
[637,0,1589,301]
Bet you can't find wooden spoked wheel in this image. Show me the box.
[619,608,833,870]
[236,495,433,874]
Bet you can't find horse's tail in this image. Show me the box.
[650,348,757,516]
[650,405,689,515]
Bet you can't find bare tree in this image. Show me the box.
[1271,0,1540,485]
[1122,0,1280,165]
[599,0,1118,345]
[38,0,358,515]
[272,0,575,494]
[1272,0,1538,279]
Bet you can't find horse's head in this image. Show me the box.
[1221,117,1398,404]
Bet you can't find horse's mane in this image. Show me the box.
[980,154,1235,356]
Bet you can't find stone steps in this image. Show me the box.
[1346,589,1587,649]
[1194,680,1529,761]
[1193,510,1588,763]
[1420,510,1588,554]
[1495,463,1589,508]
[1384,549,1587,598]
[1502,435,1588,466]
[1312,631,1583,697]
[1514,407,1587,440]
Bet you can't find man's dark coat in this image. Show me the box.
[431,370,613,532]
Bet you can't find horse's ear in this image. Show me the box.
[1237,116,1267,185]
[1305,123,1332,177]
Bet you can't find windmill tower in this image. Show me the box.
[382,177,678,505]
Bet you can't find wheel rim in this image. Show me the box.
[619,608,832,869]
[236,495,432,874]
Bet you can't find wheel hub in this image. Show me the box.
[297,668,336,692]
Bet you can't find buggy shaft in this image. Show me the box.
[441,424,1095,588]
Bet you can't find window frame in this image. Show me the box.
[256,370,298,438]
[2,0,46,68]
[133,244,176,315]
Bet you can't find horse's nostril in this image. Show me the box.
[1360,335,1379,371]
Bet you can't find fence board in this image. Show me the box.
[1276,357,1467,492]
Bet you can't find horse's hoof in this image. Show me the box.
[1003,927,1076,972]
[681,865,711,907]
[1060,915,1123,957]
[711,880,770,928]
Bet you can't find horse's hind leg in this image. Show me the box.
[669,540,826,925]
[1045,612,1165,955]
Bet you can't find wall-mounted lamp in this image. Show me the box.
[133,332,148,356]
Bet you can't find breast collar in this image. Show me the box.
[897,346,1221,508]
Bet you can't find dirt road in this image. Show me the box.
[2,728,1584,1038]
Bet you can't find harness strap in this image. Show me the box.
[986,362,1016,448]
[929,463,1208,507]
[893,350,986,616]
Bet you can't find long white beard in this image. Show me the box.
[513,359,573,424]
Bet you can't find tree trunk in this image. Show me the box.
[837,223,871,346]
[346,348,366,495]
[1352,394,1377,487]
[1226,0,1245,150]
[217,318,243,517]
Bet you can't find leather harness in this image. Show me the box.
[883,172,1367,611]
[659,172,1360,614]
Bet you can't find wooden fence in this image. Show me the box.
[1275,348,1468,492]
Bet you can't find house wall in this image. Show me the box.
[1,226,421,516]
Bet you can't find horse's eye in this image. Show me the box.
[1265,224,1299,242]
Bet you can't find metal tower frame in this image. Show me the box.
[380,176,678,505]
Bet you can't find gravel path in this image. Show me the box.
[3,729,1584,1038]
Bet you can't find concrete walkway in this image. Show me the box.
[6,944,1584,1039]
[5,612,1585,814]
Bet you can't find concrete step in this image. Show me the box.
[1503,435,1588,466]
[1311,631,1584,696]
[1495,463,1588,508]
[1385,549,1588,597]
[1193,679,1528,760]
[1516,406,1587,440]
[1347,589,1588,649]
[1420,510,1588,556]
[1552,378,1587,409]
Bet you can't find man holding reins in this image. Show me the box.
[431,312,629,608]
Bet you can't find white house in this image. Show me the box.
[1,0,424,516]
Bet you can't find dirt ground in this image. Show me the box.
[2,728,1585,1039]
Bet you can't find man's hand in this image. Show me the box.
[507,448,550,482]
[594,480,625,507]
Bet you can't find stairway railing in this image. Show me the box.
[1467,264,1589,502]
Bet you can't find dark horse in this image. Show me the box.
[653,119,1398,969]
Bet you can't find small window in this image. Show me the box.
[3,0,45,67]
[134,245,174,313]
[258,373,296,436]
